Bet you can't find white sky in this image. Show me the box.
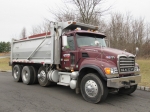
[0,0,150,42]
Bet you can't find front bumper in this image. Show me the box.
[107,75,141,88]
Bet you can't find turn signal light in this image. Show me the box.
[104,68,111,75]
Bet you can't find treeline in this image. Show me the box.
[0,42,10,53]
[20,0,150,58]
[103,13,150,58]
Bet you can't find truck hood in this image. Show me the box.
[80,46,134,58]
[102,47,134,56]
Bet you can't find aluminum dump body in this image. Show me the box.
[12,33,54,64]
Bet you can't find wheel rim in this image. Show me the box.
[22,70,29,82]
[85,80,98,97]
[14,68,19,79]
[39,70,46,82]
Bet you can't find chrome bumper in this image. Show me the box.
[107,75,141,88]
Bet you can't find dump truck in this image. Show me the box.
[10,21,141,103]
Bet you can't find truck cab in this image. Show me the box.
[61,30,106,70]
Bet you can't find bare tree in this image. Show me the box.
[103,12,150,57]
[30,21,51,35]
[49,7,76,22]
[70,0,110,24]
[49,0,111,25]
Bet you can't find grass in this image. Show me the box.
[136,59,150,87]
[0,56,149,87]
[0,57,11,71]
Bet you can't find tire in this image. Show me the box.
[38,66,51,87]
[118,85,137,95]
[22,66,34,85]
[80,73,108,103]
[31,66,38,84]
[12,65,22,82]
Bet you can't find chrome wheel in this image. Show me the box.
[38,66,51,87]
[14,69,19,79]
[22,71,29,82]
[38,70,46,82]
[13,65,22,82]
[85,80,98,97]
[22,66,34,85]
[81,73,108,103]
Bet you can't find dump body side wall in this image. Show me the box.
[12,36,54,64]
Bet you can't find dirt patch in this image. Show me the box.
[0,52,10,56]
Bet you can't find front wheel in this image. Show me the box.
[118,85,137,95]
[80,73,108,103]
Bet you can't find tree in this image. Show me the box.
[71,0,109,24]
[49,0,111,25]
[0,42,10,53]
[5,42,11,52]
[30,21,51,35]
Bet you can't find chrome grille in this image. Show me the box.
[118,56,135,73]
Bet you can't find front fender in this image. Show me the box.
[79,64,107,81]
[79,58,116,81]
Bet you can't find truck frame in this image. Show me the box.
[10,21,141,103]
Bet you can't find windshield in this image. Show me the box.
[76,33,107,47]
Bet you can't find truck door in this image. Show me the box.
[61,35,78,70]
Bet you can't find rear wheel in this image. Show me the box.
[31,66,38,84]
[80,73,108,103]
[38,66,51,87]
[12,65,22,82]
[118,85,137,95]
[22,66,34,85]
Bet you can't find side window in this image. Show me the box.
[67,36,75,50]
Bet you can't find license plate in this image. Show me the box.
[120,67,134,72]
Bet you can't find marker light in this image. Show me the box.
[94,30,98,33]
[75,27,81,30]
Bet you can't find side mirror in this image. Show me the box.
[135,47,139,57]
[62,36,67,47]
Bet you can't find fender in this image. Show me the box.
[79,64,107,81]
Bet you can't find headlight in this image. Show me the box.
[104,67,118,75]
[134,66,140,72]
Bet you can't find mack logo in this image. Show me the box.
[106,56,115,59]
[120,67,134,72]
[126,56,130,59]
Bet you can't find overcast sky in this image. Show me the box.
[0,0,150,42]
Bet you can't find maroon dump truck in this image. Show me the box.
[10,21,141,103]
